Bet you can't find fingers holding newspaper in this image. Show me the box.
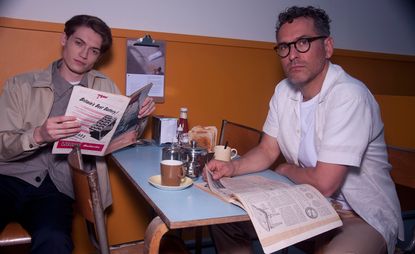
[138,97,155,118]
[203,159,236,181]
[34,115,81,144]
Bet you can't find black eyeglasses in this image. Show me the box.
[274,36,327,58]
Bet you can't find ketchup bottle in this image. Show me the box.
[178,107,189,133]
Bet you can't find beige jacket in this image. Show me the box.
[0,60,120,208]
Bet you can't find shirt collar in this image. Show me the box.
[53,60,88,87]
[287,61,337,104]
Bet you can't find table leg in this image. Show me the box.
[195,226,203,254]
[144,216,169,254]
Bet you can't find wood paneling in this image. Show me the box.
[332,49,415,96]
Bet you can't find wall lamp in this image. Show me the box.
[133,34,159,47]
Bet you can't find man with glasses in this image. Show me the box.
[205,6,403,254]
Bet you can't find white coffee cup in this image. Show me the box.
[213,145,238,162]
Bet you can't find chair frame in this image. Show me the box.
[0,222,31,247]
[218,119,263,156]
[387,145,415,253]
[68,145,111,254]
[68,145,188,254]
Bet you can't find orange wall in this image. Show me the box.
[1,17,414,253]
[331,50,415,148]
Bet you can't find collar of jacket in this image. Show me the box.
[32,59,108,89]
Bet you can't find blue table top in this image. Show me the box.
[111,144,292,229]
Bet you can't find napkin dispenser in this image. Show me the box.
[152,115,178,145]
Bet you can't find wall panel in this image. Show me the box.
[1,17,414,253]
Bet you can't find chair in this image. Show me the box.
[219,119,286,167]
[0,196,31,252]
[187,120,264,253]
[218,120,263,156]
[0,222,31,250]
[217,121,291,253]
[387,145,415,253]
[68,145,188,254]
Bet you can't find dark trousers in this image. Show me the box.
[0,174,74,254]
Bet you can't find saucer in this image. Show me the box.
[148,175,193,191]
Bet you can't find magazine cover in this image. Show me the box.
[105,83,153,154]
[52,83,152,156]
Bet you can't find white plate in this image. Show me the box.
[148,175,193,191]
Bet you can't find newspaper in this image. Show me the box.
[52,83,153,156]
[199,171,342,254]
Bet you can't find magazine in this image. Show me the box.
[52,83,153,156]
[197,171,342,254]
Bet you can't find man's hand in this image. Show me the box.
[203,159,237,181]
[34,116,81,144]
[138,97,155,118]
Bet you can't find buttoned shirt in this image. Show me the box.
[263,62,404,254]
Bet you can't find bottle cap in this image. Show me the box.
[180,107,188,112]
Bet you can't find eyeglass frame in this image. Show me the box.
[274,36,328,58]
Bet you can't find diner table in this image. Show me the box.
[110,143,293,253]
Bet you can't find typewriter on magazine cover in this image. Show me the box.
[89,115,117,140]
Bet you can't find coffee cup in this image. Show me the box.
[160,160,186,186]
[213,145,238,162]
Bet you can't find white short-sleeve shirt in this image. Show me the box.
[263,63,404,254]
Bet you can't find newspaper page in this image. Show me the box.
[52,83,152,156]
[203,172,342,254]
[203,171,290,207]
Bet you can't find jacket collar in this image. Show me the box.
[32,59,107,89]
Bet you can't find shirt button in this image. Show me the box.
[35,176,41,182]
[29,144,33,148]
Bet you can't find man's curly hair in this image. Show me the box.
[276,6,331,37]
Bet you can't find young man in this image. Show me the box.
[0,15,155,254]
[205,6,404,254]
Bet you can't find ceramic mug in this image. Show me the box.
[160,160,186,186]
[213,145,238,162]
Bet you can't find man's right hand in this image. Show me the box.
[34,116,81,144]
[203,159,237,181]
